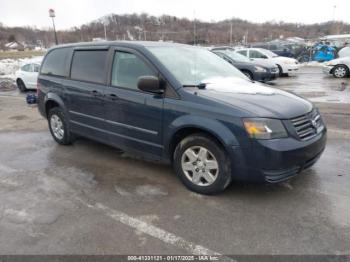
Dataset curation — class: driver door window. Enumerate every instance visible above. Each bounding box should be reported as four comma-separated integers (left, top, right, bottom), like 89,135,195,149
112,51,156,90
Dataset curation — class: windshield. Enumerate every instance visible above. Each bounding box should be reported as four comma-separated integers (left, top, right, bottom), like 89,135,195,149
220,50,251,63
147,45,247,85
260,49,279,58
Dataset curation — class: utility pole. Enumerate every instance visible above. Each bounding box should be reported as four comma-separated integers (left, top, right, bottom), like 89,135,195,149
49,9,58,45
104,23,107,40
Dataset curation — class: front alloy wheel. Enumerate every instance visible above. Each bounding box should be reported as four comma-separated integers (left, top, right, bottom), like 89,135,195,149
173,133,232,195
333,65,348,78
181,146,219,186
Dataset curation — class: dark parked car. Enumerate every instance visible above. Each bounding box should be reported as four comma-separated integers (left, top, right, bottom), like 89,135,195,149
211,49,279,82
38,41,327,195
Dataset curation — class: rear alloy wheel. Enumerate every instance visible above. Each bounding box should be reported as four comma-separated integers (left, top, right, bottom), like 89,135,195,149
16,79,27,92
173,133,232,195
48,107,73,145
333,65,349,78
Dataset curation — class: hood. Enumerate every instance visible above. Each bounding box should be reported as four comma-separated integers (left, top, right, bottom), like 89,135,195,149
273,56,297,63
251,59,277,69
327,57,350,65
193,77,313,119
232,61,255,68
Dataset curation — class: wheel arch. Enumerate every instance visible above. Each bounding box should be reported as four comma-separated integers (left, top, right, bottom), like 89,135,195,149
330,64,350,75
44,93,67,118
240,69,254,79
166,116,239,161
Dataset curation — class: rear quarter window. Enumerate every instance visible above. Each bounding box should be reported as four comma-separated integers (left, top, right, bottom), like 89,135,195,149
70,50,108,84
41,47,71,77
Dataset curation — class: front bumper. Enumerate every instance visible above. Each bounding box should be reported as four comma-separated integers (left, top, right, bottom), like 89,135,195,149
282,64,299,74
254,71,278,82
322,65,334,75
228,128,327,183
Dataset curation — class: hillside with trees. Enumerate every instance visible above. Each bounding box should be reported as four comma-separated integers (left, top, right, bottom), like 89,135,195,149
1,13,350,48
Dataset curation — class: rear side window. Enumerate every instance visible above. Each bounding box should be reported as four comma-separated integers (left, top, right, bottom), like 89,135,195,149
237,50,247,57
71,50,108,84
111,51,156,90
41,47,71,77
250,50,266,59
21,64,32,72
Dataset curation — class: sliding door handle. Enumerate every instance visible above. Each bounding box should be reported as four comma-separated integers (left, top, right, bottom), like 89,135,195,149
108,93,119,101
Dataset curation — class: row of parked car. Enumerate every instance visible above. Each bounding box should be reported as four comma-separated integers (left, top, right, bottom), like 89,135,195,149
209,46,350,80
209,46,299,82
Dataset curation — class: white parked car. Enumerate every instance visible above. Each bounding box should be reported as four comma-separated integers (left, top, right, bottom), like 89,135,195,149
15,60,41,92
323,57,350,78
235,48,299,76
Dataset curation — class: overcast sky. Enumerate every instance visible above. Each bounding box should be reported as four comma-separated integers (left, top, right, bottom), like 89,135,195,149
1,0,348,30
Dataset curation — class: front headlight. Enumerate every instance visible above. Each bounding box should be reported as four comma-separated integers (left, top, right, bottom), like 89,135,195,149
254,66,267,72
243,118,288,139
324,62,335,66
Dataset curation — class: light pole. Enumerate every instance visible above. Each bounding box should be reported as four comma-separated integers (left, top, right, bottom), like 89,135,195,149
49,9,58,45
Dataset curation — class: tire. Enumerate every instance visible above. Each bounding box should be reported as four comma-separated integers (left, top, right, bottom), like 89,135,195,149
332,65,349,78
277,64,283,77
16,79,27,92
48,107,73,145
173,133,232,195
242,70,253,80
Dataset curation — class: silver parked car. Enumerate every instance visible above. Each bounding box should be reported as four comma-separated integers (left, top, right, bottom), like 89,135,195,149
323,57,350,78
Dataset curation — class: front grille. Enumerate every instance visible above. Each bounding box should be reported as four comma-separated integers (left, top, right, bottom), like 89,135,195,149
291,110,323,141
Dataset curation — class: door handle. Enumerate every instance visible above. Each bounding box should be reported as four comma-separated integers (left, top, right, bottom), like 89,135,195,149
91,90,103,97
108,93,119,101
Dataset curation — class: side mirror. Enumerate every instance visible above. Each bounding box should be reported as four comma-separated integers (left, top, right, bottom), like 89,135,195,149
137,76,163,94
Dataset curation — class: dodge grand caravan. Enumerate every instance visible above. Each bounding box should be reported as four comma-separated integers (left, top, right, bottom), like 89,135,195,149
37,41,327,195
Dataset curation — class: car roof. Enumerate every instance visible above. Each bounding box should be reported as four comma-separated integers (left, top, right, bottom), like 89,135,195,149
47,41,191,51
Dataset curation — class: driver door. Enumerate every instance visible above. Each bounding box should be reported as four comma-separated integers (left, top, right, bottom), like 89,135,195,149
104,49,164,158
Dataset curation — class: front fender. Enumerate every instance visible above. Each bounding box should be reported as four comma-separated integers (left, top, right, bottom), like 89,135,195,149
165,115,239,156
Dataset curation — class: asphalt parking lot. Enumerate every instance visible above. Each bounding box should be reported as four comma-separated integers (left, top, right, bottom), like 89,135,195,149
0,66,349,255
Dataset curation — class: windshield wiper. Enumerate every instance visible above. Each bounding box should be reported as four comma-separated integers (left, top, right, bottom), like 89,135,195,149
182,83,207,89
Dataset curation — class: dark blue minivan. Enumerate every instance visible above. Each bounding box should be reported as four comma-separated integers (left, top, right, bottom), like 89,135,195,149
37,41,327,194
